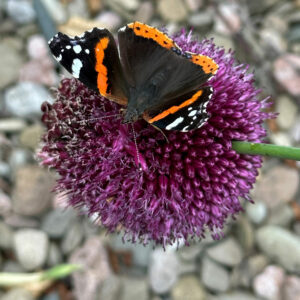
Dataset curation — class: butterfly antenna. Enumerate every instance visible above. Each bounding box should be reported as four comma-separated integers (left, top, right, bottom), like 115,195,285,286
131,123,142,171
58,113,122,126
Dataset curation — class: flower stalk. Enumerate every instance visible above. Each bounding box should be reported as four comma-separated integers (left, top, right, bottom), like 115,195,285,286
232,141,300,161
0,264,81,287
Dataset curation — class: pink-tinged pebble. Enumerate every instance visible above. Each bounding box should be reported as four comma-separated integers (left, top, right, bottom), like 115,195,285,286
253,265,285,300
273,54,300,96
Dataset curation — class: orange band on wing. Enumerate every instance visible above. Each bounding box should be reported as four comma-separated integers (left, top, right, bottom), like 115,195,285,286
190,54,218,75
148,90,203,123
95,37,109,95
128,22,176,50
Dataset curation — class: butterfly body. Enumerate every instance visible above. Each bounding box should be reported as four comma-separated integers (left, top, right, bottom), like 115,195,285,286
49,22,219,131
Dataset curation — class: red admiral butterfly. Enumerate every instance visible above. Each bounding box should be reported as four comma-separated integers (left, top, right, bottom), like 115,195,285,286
48,22,219,131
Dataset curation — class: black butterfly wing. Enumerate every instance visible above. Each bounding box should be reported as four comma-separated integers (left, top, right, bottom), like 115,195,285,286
143,87,213,131
118,22,217,108
49,28,128,105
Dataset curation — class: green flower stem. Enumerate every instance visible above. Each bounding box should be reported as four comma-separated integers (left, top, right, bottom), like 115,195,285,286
0,264,81,287
232,141,300,161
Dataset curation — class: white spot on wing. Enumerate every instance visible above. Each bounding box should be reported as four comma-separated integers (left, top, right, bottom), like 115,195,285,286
73,45,82,53
188,107,192,111
119,26,126,32
66,45,71,49
85,49,90,54
188,110,197,117
166,117,184,130
72,58,83,78
55,54,62,62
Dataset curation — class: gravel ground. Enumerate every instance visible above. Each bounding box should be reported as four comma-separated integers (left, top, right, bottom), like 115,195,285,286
0,0,300,299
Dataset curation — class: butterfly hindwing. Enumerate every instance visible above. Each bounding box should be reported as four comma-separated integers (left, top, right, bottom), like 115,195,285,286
143,87,213,131
48,28,128,105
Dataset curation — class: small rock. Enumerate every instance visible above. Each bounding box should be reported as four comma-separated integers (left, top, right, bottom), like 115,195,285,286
189,11,213,29
0,43,24,89
201,256,230,292
41,291,60,300
0,162,10,178
5,214,39,228
61,221,84,255
206,237,243,267
149,248,179,294
267,204,294,227
42,208,76,238
46,242,63,267
120,277,148,300
178,244,203,261
70,236,112,300
259,28,287,53
283,275,300,300
234,216,254,252
270,132,292,147
214,3,241,35
273,54,300,96
185,0,203,11
4,82,53,118
0,119,26,133
109,234,152,268
171,275,206,300
40,0,67,24
110,0,139,11
253,265,285,300
14,229,49,271
253,166,299,208
19,124,45,150
95,11,122,31
0,192,12,216
1,288,34,300
247,255,269,281
256,225,300,272
27,35,48,60
212,291,261,300
134,2,154,24
276,95,298,130
2,260,25,273
158,0,188,22
6,0,35,24
9,149,31,170
12,166,55,216
0,221,14,250
98,275,122,300
19,58,57,86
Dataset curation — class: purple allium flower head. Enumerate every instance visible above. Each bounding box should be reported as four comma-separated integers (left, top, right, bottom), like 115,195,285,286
39,30,275,245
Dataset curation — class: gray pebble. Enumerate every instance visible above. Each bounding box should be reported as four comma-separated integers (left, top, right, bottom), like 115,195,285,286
4,82,53,118
246,201,268,225
256,225,300,272
201,256,230,292
13,229,49,271
149,248,179,294
0,221,14,250
267,204,294,227
46,242,63,267
206,237,243,267
120,277,148,300
42,208,76,238
171,275,206,300
5,0,36,24
61,221,84,255
1,288,34,300
12,166,55,217
98,275,122,300
0,43,24,89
